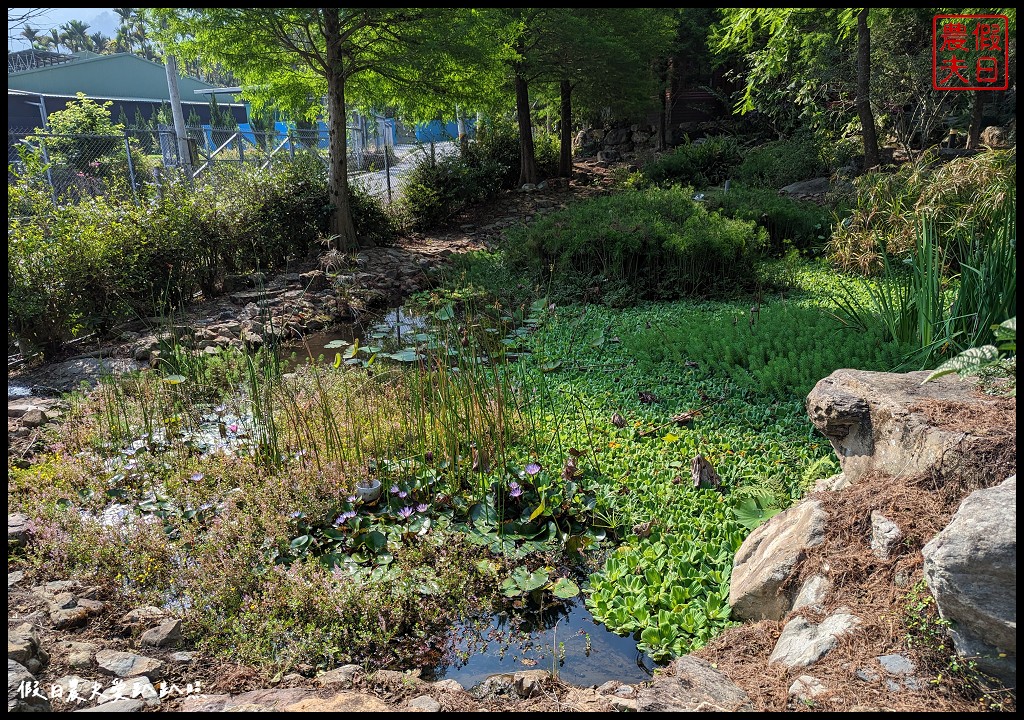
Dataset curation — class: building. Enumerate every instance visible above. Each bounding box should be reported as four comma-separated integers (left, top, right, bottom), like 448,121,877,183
8,50,247,132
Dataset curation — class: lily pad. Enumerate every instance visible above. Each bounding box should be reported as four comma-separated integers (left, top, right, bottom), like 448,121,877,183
551,577,580,599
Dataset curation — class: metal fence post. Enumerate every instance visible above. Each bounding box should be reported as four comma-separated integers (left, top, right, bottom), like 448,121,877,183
288,130,295,161
237,132,245,165
385,140,392,204
124,130,139,202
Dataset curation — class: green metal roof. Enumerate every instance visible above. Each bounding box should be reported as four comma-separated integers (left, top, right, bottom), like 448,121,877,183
7,52,221,102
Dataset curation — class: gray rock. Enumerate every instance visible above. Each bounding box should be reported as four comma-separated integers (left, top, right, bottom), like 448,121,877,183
806,370,1015,487
513,670,549,698
769,612,861,668
8,658,51,712
877,654,914,676
730,499,828,621
316,664,361,689
8,513,32,548
779,177,832,196
870,511,903,559
94,650,164,680
792,574,831,612
140,619,181,648
637,656,753,712
20,408,48,427
75,698,146,712
97,676,159,707
430,678,464,693
8,623,48,674
923,475,1016,689
8,570,25,588
407,694,441,712
120,606,166,632
788,675,826,704
610,695,638,711
168,652,196,664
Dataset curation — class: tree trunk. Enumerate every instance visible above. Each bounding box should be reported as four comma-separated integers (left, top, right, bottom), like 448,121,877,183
856,9,880,171
514,66,537,186
965,91,987,150
662,56,675,150
324,9,360,250
558,78,572,178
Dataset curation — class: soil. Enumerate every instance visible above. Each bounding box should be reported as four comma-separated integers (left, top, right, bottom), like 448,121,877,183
7,159,1014,712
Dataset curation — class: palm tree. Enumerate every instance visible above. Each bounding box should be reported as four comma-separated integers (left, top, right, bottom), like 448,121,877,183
59,20,91,53
20,25,41,49
89,31,111,53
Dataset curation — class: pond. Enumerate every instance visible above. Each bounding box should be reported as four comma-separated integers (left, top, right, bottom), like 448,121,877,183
427,598,658,689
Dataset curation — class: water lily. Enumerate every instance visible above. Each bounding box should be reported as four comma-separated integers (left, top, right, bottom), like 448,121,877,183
347,496,356,503
416,503,429,513
398,506,414,519
334,510,356,525
228,423,238,433
398,490,408,499
390,485,400,495
525,462,541,476
190,472,204,482
289,511,303,519
509,481,523,498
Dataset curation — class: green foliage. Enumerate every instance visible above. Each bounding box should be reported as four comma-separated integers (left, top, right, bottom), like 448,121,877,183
701,185,833,255
514,186,766,306
733,133,827,189
26,92,150,202
397,152,501,231
924,318,1015,392
642,136,744,188
831,203,1016,367
827,149,1016,274
7,157,394,352
624,297,915,401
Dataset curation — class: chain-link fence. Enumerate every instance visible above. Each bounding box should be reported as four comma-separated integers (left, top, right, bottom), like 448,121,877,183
8,125,459,208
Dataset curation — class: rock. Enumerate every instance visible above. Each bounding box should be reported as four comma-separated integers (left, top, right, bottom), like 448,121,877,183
788,675,827,704
120,606,167,632
869,511,902,560
637,656,753,712
182,688,392,712
806,370,1016,487
20,408,48,427
51,606,91,630
470,673,517,700
597,149,621,163
980,125,1009,148
610,696,638,711
316,664,361,689
729,499,828,621
8,658,51,712
430,679,464,693
407,694,441,712
513,670,549,698
779,177,832,196
923,475,1016,689
97,676,159,707
168,652,196,664
75,698,146,712
8,513,32,548
94,650,164,680
876,654,914,676
8,570,25,588
57,641,98,670
769,612,862,668
792,574,831,612
140,619,181,648
8,623,48,674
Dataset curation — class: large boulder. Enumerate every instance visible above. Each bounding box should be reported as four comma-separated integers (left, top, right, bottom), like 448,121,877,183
806,369,1015,487
923,475,1016,690
637,656,753,712
729,500,828,622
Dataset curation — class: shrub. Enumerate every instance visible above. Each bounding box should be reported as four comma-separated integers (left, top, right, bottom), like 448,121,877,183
642,135,744,188
701,186,833,255
514,186,766,306
827,148,1016,274
733,133,827,189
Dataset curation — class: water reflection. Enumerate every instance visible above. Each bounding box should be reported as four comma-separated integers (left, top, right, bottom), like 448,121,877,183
427,598,657,689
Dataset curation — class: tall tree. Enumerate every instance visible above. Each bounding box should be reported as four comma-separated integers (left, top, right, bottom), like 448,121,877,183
59,19,91,53
152,8,480,250
534,9,675,176
714,8,879,169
